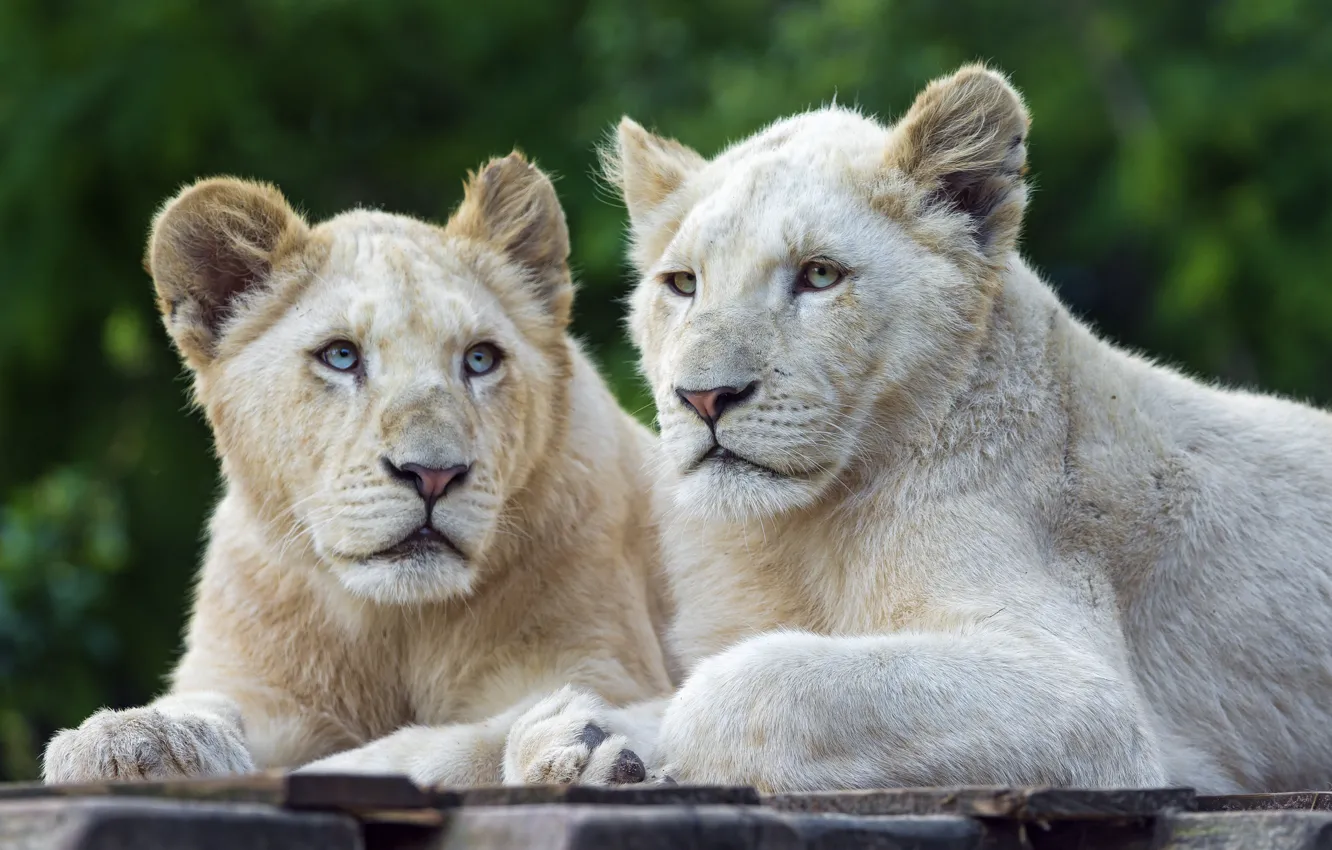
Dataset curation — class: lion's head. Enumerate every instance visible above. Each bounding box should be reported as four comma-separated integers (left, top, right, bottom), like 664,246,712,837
605,65,1030,521
150,154,574,604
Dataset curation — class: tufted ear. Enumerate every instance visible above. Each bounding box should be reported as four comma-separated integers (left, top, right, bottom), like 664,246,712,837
601,117,706,227
889,63,1030,258
148,178,308,369
446,152,572,324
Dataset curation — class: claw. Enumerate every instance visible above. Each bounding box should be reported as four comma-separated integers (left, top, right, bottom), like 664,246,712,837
610,748,646,784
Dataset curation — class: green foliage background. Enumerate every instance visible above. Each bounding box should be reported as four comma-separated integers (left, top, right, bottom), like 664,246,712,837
2,0,1330,779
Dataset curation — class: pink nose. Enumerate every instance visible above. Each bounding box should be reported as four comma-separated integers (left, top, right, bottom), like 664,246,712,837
397,463,469,505
676,382,759,426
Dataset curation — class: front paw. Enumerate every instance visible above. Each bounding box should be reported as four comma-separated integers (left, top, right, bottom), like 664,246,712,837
42,707,254,784
654,662,753,787
655,633,823,790
503,687,647,786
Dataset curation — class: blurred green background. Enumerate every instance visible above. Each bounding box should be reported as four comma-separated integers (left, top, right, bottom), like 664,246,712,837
2,0,1331,780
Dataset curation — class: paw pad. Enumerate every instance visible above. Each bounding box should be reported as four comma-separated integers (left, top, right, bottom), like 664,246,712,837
578,723,609,749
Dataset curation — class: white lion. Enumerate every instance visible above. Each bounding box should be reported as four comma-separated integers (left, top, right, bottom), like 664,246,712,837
42,154,674,787
519,63,1332,795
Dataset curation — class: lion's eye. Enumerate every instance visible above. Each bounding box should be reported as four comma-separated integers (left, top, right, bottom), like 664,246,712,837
798,261,845,292
664,271,697,297
464,343,502,376
318,340,361,372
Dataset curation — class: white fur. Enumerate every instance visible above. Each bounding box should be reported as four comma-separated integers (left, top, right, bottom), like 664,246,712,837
42,160,673,787
590,66,1332,794
42,692,254,783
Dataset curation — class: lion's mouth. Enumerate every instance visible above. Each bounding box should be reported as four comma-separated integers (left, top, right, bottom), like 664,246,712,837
372,526,466,562
695,444,784,478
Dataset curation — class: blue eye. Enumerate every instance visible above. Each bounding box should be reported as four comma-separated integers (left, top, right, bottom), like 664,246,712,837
318,340,361,372
464,343,501,376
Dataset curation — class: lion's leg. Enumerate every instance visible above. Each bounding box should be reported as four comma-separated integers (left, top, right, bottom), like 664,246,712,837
296,708,519,786
653,630,1166,792
299,689,670,787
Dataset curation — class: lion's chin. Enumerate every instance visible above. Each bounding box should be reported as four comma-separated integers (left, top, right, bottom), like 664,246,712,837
671,456,825,523
330,550,475,605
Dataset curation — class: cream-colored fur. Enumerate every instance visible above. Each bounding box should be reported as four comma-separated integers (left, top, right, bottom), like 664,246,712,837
554,64,1332,795
42,154,674,787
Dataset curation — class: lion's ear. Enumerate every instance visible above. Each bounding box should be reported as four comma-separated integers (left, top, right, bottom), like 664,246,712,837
148,178,308,369
445,152,572,325
601,117,706,228
889,63,1030,258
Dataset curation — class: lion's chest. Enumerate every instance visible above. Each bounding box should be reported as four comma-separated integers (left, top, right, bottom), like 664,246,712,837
395,626,518,726
666,521,938,673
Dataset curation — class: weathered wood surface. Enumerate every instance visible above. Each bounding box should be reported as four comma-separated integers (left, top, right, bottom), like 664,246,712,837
1195,791,1332,812
1157,811,1332,849
9,772,756,809
0,771,293,806
6,776,1332,849
434,805,984,850
448,783,760,808
0,772,435,826
379,807,1332,850
764,786,1196,820
6,801,1332,850
0,775,1201,819
0,797,361,850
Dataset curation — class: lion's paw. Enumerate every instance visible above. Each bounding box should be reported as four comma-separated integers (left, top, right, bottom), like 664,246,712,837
502,687,647,786
42,707,254,785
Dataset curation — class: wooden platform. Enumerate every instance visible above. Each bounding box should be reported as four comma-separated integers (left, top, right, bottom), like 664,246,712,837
2,773,1330,849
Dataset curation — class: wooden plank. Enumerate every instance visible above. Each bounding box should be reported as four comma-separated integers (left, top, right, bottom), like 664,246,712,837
0,772,289,806
0,797,362,850
444,784,761,808
1195,792,1332,812
1160,811,1332,850
0,771,430,816
284,772,432,812
763,786,1196,820
433,804,983,850
0,774,757,823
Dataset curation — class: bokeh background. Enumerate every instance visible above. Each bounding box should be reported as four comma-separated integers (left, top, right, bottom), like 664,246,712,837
2,0,1331,780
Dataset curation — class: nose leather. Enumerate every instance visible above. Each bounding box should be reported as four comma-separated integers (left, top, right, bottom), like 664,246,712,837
385,460,470,511
676,381,759,426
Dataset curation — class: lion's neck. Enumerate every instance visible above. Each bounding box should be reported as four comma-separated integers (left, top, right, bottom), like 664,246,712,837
935,260,1064,448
